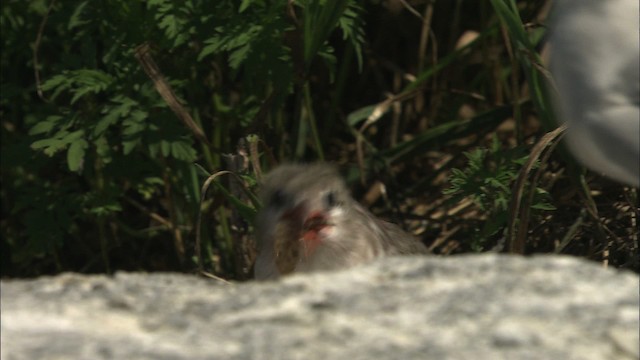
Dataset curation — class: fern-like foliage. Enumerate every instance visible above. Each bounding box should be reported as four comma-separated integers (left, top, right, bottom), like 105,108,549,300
444,137,555,251
2,0,368,276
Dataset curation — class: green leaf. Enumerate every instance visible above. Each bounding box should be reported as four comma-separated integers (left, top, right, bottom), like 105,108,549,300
61,129,85,143
239,0,253,13
197,43,219,61
28,116,63,135
68,1,89,30
161,140,171,157
531,202,556,211
67,139,88,172
41,74,69,92
123,139,140,155
213,182,257,224
346,104,377,126
31,138,64,153
170,140,196,161
94,136,112,164
302,0,349,70
228,43,252,70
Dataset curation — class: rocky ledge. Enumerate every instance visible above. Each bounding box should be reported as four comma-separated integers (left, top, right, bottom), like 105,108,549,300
1,254,638,360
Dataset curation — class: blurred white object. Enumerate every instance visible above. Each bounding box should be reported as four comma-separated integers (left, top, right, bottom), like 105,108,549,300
549,0,639,187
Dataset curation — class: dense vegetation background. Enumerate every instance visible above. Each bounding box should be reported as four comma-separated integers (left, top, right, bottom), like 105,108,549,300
1,0,637,279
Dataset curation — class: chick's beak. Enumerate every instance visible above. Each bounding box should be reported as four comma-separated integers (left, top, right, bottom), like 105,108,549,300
300,210,330,258
280,203,332,259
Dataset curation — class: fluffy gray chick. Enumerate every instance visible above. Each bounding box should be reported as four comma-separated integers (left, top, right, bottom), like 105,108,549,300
254,163,427,280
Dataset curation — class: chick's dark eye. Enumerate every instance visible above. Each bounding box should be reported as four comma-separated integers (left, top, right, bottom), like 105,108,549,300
325,191,339,207
270,189,287,208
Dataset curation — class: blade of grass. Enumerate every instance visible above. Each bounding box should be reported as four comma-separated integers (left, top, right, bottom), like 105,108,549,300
507,124,566,254
380,104,514,163
195,170,258,274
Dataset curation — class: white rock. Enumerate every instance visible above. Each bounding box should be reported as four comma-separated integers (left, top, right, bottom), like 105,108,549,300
1,255,638,360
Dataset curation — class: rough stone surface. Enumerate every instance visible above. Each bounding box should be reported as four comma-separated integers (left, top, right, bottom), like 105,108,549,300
1,254,638,360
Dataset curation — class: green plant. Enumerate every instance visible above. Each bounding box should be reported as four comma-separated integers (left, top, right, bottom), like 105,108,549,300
444,137,555,251
1,0,366,278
